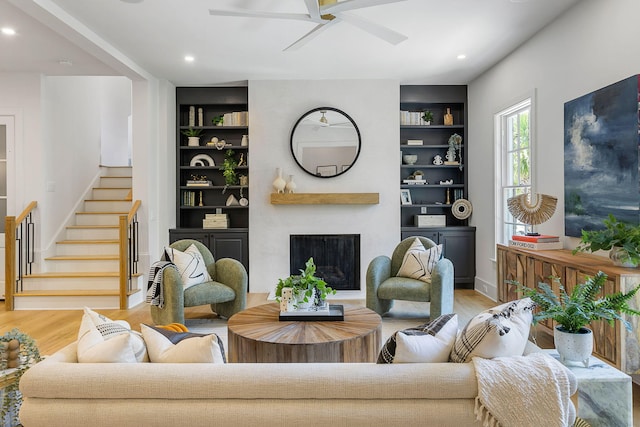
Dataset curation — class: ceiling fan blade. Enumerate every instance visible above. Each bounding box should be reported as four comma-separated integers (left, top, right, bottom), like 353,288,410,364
283,19,339,51
321,0,407,15
338,12,407,45
208,9,313,22
304,0,321,21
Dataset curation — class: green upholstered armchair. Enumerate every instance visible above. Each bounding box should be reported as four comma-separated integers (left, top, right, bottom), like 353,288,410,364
150,239,247,325
366,236,454,319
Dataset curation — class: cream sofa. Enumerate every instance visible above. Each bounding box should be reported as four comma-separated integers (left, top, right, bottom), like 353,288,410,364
18,341,577,427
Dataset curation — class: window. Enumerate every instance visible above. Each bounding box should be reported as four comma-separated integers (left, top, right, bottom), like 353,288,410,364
495,98,533,244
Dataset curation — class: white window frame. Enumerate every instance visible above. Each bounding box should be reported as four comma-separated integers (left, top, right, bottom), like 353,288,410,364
494,94,536,247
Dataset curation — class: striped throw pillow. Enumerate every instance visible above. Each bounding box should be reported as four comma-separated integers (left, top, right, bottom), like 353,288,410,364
396,238,443,283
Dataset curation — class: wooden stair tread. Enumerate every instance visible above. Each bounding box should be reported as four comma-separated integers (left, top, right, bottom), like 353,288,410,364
93,187,132,190
45,255,119,260
57,240,119,244
14,289,142,297
26,272,142,278
85,199,131,202
76,211,128,214
66,225,118,229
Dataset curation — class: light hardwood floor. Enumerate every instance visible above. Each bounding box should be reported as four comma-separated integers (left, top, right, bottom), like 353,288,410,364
1,290,638,421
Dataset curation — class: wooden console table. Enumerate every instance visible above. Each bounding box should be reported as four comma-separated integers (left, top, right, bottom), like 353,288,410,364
227,303,382,363
496,244,640,377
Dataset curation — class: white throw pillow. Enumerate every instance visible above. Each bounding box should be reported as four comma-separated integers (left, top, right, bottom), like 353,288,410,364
77,307,147,363
164,243,212,289
140,324,225,363
377,313,458,363
396,238,443,283
449,298,535,363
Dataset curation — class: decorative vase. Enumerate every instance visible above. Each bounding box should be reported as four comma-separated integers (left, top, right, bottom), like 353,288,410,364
609,247,638,267
554,326,593,368
187,137,200,147
285,175,297,193
272,168,286,193
241,134,248,146
444,108,454,126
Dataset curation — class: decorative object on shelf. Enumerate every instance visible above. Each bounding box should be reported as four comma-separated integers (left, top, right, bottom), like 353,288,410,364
407,139,423,145
572,213,640,267
220,149,238,194
198,107,203,126
439,179,453,185
226,194,239,206
1,329,41,426
507,193,557,235
181,127,203,147
241,134,248,146
446,188,451,205
207,137,219,146
402,154,417,165
212,115,224,126
238,175,248,186
238,186,248,206
198,191,204,207
444,107,454,126
274,257,336,311
273,167,286,193
421,110,433,125
189,154,215,167
445,133,462,165
400,189,412,205
215,139,226,150
451,198,472,220
188,106,195,127
237,153,246,167
186,174,211,187
285,174,297,194
512,271,640,367
433,155,444,165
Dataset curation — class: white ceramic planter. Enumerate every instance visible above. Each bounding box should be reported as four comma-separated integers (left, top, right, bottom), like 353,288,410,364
554,326,593,367
609,247,638,267
187,136,200,147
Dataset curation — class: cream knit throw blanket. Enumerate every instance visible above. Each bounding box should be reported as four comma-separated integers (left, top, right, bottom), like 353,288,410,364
472,353,574,427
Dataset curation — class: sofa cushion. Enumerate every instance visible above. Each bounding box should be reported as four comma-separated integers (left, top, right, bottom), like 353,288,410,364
450,298,535,363
165,243,212,289
77,307,147,363
396,238,442,283
377,313,458,363
140,324,226,363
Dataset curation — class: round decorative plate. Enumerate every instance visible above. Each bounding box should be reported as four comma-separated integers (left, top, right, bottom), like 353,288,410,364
190,154,215,167
451,198,472,220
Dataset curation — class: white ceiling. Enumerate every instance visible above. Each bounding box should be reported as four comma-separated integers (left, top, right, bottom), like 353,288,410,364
2,0,580,86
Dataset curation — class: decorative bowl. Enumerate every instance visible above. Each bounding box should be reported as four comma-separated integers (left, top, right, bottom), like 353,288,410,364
403,154,418,165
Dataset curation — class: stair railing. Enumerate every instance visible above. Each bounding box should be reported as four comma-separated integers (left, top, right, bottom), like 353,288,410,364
119,200,141,309
4,201,37,311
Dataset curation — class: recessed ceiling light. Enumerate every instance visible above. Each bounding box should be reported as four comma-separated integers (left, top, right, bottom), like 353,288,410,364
58,59,73,66
1,27,16,36
120,0,144,3
457,54,467,60
184,55,195,63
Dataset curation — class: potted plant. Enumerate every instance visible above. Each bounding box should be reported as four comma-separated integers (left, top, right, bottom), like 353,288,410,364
572,213,640,267
275,257,336,309
1,329,41,426
220,149,238,193
512,271,640,367
421,110,433,125
212,115,224,126
181,127,203,147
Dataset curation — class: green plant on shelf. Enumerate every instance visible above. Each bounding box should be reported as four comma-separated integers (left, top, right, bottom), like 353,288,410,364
221,149,238,193
422,109,433,124
181,127,203,137
212,115,224,126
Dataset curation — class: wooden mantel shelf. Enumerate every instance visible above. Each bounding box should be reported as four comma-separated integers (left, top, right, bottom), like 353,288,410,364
270,193,379,205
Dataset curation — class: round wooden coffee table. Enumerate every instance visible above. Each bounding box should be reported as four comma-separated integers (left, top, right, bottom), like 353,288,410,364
227,303,382,363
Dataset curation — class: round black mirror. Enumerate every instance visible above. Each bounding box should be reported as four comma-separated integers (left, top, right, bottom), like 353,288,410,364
290,107,361,178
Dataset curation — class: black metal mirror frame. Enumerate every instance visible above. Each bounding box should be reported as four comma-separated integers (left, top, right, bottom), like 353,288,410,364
290,107,361,178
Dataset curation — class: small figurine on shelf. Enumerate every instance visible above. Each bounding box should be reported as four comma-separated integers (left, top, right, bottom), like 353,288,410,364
433,155,444,165
444,107,454,126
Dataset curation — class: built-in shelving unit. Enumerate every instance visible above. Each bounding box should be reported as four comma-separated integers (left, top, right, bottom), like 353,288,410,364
400,85,475,288
170,87,249,276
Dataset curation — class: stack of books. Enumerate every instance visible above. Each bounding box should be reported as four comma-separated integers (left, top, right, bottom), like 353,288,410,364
509,234,562,250
203,213,229,229
403,179,427,185
186,180,212,187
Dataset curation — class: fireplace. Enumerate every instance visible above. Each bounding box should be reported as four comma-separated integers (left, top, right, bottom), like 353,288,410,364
290,234,360,291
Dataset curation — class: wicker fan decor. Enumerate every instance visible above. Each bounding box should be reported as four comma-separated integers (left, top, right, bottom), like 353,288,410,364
507,193,557,226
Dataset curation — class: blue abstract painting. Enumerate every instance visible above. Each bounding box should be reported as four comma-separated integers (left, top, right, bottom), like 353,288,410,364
564,75,640,237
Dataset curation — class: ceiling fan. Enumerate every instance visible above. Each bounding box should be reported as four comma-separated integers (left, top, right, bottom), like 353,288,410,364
209,0,409,51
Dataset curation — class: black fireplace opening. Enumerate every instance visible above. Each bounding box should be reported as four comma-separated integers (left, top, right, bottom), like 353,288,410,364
290,234,360,291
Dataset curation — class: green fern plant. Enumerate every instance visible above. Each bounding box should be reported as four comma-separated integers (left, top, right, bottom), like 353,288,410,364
511,271,640,333
221,149,238,187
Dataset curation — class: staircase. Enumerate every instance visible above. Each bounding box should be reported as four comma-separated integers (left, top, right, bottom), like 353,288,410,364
12,167,143,310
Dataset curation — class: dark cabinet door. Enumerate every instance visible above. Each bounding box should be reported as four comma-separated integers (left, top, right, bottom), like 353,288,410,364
168,231,210,247
439,230,475,287
210,232,248,272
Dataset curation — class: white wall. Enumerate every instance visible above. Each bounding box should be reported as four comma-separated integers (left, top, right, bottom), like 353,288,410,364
468,0,640,300
99,77,132,166
248,80,400,295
